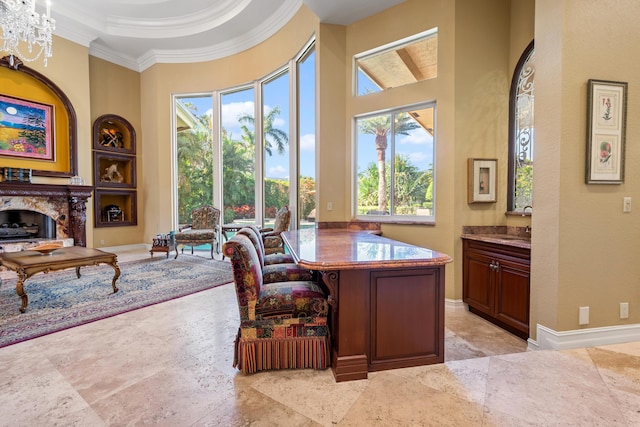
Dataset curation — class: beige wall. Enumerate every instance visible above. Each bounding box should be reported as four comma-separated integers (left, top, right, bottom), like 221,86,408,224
89,57,144,246
22,0,639,336
532,0,640,335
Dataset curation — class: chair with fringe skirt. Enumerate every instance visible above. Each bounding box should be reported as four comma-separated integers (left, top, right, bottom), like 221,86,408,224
223,233,330,374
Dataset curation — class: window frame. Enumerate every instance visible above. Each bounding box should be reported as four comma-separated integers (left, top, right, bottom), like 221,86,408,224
507,40,535,213
171,38,316,232
353,101,436,224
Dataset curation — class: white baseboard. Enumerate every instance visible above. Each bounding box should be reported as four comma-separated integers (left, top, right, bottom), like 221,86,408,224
528,323,640,351
96,243,150,252
445,299,466,310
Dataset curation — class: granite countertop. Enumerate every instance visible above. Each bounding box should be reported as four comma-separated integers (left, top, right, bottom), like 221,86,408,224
282,228,452,270
461,225,531,249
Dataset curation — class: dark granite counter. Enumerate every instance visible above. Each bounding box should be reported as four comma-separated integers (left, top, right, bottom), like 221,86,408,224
461,225,531,249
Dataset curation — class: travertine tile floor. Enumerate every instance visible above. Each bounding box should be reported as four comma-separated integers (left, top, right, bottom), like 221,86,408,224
0,246,639,426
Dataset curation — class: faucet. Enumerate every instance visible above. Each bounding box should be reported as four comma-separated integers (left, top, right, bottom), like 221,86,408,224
522,205,532,234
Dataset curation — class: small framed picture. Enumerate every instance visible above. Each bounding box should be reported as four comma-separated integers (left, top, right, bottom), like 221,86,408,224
468,158,497,203
586,79,627,184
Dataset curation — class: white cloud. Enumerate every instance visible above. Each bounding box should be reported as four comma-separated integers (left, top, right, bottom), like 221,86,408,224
221,101,254,129
408,152,429,164
300,133,315,151
399,129,432,145
268,165,289,178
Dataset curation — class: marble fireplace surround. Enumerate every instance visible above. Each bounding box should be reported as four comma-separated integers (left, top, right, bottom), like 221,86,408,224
0,183,93,251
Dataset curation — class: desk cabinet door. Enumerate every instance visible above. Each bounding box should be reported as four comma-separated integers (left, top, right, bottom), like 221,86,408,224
369,268,444,370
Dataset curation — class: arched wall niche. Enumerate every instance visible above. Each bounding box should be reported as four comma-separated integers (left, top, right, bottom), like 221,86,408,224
0,55,78,177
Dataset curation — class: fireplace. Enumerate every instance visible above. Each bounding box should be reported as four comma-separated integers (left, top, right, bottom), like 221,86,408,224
0,182,93,252
0,210,56,241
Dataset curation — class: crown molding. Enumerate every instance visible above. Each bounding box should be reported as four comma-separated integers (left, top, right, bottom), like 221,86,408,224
89,44,143,72
136,0,300,71
105,0,252,39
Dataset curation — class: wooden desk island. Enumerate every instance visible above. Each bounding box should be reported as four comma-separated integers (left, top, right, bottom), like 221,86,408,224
282,229,452,382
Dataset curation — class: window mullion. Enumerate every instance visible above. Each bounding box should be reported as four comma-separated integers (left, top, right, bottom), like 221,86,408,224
255,80,264,227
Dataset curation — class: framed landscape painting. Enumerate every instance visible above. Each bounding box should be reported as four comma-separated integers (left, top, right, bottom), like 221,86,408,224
0,94,54,161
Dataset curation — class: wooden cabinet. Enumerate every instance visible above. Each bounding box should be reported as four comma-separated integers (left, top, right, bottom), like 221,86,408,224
462,238,530,339
92,115,137,227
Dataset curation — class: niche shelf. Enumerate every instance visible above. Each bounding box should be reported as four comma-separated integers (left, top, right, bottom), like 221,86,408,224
92,114,137,227
94,189,138,227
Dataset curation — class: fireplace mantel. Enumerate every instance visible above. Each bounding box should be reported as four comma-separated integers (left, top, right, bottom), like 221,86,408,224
0,183,93,246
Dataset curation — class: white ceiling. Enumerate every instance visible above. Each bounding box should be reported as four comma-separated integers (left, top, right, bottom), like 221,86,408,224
42,0,405,72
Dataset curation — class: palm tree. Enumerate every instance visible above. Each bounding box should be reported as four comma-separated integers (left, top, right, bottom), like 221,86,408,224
238,106,288,156
222,129,254,210
176,128,213,223
359,113,420,211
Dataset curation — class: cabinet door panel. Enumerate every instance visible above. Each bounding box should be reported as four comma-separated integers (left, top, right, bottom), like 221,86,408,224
463,252,494,315
495,261,529,333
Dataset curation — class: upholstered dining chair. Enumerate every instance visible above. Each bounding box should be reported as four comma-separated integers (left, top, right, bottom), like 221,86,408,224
239,225,294,265
173,206,221,259
236,226,313,284
261,205,290,255
223,233,330,374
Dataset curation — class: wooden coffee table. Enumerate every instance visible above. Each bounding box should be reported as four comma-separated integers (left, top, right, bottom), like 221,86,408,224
0,246,121,313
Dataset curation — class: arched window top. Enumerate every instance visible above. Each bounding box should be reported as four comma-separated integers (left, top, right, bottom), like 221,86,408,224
508,41,534,213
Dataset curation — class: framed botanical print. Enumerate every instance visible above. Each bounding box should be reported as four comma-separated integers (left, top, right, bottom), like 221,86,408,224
586,79,627,184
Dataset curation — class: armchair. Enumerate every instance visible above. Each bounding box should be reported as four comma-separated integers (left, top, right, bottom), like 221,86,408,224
261,205,290,255
173,206,221,259
223,233,330,374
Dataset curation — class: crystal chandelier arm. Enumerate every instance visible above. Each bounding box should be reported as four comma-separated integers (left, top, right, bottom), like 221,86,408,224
0,0,56,66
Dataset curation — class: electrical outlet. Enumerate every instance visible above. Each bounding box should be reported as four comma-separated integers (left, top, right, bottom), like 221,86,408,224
620,302,629,319
579,306,589,325
624,197,632,213
100,240,105,245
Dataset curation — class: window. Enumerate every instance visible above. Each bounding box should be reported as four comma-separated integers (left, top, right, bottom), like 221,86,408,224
172,40,316,232
355,28,438,96
220,87,256,225
355,103,435,221
173,94,214,226
297,46,316,228
508,41,534,212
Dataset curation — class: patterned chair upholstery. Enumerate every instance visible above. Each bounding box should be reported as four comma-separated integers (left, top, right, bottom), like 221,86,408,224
173,206,221,259
261,206,290,255
238,225,294,265
236,226,313,284
223,233,330,374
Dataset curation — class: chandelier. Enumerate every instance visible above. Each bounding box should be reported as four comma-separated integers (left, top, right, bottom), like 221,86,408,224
0,0,55,67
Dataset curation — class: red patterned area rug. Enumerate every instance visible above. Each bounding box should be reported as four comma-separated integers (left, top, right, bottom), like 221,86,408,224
0,256,233,348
